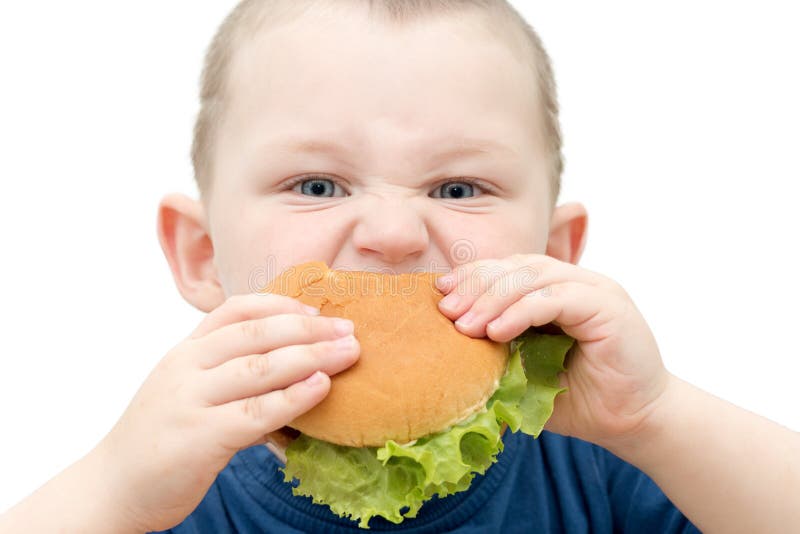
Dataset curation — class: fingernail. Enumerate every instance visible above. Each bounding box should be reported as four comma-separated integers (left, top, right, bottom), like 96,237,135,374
334,334,357,354
333,318,354,337
303,305,320,315
436,274,454,291
456,311,476,329
487,316,503,331
439,293,460,312
305,371,327,386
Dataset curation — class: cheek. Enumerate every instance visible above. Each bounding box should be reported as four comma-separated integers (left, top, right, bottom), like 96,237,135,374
489,202,549,256
221,211,350,294
209,210,285,295
212,231,270,296
437,212,543,264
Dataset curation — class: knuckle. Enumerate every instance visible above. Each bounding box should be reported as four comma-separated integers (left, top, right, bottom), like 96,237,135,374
312,341,332,364
605,278,629,298
510,253,531,266
239,318,265,340
242,395,265,421
162,340,189,367
515,266,541,293
619,284,632,301
281,384,306,410
471,264,503,291
539,283,557,298
247,354,271,379
300,314,318,336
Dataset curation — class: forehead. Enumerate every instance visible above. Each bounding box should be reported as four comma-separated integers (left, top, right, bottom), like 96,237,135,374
219,3,545,175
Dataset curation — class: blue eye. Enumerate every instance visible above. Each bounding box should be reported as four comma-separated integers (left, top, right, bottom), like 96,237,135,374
292,177,346,197
432,181,482,199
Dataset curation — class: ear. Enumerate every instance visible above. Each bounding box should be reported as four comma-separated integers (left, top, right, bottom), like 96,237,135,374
545,202,588,265
156,193,226,312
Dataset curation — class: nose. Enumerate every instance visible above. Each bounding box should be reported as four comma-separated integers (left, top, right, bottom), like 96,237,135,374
351,197,429,265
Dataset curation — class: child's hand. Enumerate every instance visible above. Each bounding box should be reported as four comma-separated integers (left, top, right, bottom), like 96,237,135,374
435,254,668,450
95,294,360,532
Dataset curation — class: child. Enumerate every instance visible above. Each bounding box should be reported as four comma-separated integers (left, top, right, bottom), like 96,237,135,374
2,0,798,532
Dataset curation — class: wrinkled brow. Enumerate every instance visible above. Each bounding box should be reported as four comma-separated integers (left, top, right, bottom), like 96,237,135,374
270,137,518,165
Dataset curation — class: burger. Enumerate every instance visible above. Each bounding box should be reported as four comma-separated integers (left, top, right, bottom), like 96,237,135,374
262,261,574,528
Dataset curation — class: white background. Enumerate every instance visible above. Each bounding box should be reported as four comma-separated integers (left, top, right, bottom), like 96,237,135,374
1,1,798,513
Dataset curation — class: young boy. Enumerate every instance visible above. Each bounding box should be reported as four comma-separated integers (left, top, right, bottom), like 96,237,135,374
2,0,798,532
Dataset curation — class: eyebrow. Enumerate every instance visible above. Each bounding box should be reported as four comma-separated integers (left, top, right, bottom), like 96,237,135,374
268,137,516,164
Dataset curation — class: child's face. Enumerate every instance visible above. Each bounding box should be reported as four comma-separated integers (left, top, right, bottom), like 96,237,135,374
206,6,555,295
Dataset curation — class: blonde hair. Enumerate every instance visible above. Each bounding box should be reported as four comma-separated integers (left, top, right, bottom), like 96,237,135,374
192,0,564,205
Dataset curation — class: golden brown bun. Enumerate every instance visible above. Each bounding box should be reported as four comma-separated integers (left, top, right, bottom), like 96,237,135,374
263,261,510,447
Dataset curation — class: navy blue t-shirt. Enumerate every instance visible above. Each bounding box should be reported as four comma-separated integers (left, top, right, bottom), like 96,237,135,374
152,430,699,533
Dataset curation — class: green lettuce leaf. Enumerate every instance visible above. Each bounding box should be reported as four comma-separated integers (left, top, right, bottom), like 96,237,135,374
281,328,575,528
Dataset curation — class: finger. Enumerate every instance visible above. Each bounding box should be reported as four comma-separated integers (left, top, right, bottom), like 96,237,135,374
265,441,288,465
208,371,332,450
435,256,519,292
542,375,574,437
193,314,355,369
199,335,361,406
242,428,297,465
189,293,319,339
484,281,620,343
452,261,605,337
244,427,298,462
436,257,520,318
